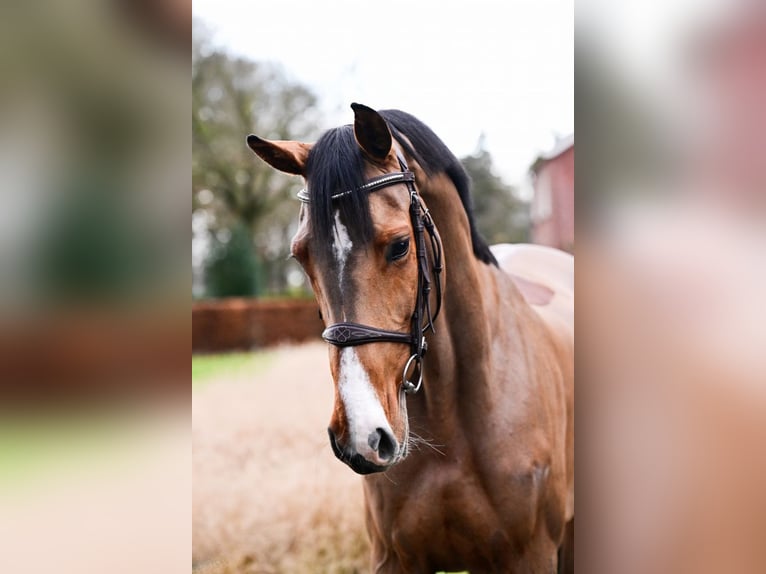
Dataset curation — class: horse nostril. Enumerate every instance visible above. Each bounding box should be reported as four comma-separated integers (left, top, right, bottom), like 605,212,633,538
368,428,397,462
367,429,381,452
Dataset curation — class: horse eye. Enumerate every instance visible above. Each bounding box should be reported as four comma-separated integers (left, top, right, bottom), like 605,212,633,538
387,238,410,262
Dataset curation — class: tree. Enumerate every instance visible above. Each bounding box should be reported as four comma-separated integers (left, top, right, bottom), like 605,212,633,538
204,223,261,298
461,140,530,245
192,20,320,297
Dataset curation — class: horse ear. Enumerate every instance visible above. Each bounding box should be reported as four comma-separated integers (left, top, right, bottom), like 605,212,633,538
351,103,392,161
246,135,311,176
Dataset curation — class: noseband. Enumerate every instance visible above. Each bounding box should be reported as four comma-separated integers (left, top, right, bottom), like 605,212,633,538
297,155,443,394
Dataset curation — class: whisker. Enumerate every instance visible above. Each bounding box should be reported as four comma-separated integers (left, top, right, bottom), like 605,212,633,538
408,429,446,457
381,469,398,485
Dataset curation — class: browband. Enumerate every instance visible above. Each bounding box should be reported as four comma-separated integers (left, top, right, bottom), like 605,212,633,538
297,171,416,203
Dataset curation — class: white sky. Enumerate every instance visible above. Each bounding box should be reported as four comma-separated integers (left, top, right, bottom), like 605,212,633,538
193,0,573,187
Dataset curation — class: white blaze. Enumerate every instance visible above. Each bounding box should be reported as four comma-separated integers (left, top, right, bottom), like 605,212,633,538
333,210,353,283
338,348,393,461
332,211,394,462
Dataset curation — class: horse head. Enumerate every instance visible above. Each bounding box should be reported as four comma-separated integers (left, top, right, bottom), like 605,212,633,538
247,103,441,474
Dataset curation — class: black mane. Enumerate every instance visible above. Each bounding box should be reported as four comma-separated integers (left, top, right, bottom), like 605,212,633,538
305,126,373,252
304,110,498,266
381,110,497,266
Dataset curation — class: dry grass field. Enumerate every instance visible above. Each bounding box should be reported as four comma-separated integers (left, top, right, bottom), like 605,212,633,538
192,343,370,573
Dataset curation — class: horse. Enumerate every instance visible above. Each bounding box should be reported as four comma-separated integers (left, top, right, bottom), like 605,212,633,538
247,103,574,573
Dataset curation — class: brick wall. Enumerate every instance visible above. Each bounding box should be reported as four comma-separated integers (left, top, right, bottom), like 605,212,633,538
192,298,324,353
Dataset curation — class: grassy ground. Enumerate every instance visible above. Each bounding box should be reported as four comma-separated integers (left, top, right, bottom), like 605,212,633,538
0,409,145,491
192,350,275,390
1,350,271,486
0,350,270,499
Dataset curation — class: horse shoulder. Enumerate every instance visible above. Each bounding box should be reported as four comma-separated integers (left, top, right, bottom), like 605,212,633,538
490,243,575,524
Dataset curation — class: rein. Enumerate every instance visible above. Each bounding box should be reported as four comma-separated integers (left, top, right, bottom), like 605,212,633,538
297,155,443,394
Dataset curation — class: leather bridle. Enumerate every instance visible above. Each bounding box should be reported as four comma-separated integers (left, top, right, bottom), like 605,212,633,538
297,154,443,394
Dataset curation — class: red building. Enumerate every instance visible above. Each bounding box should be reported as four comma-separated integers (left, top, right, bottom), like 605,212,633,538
530,135,574,252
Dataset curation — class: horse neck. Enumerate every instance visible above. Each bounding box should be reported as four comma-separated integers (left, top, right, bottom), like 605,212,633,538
414,173,526,434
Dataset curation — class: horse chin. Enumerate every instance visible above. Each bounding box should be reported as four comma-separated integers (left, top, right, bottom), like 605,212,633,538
346,453,390,475
347,435,410,475
327,427,403,475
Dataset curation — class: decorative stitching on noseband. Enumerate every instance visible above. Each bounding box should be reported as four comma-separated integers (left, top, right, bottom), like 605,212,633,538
322,323,413,346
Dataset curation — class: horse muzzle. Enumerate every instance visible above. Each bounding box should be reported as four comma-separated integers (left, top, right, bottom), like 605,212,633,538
327,427,398,475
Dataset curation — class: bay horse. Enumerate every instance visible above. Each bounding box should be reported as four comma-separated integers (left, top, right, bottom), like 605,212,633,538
247,104,574,573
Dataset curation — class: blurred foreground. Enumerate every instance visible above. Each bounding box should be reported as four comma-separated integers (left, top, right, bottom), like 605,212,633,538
0,0,189,572
578,2,766,572
0,403,189,573
0,0,188,398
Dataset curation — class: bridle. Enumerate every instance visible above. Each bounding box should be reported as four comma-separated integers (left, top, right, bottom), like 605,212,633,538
297,154,443,394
